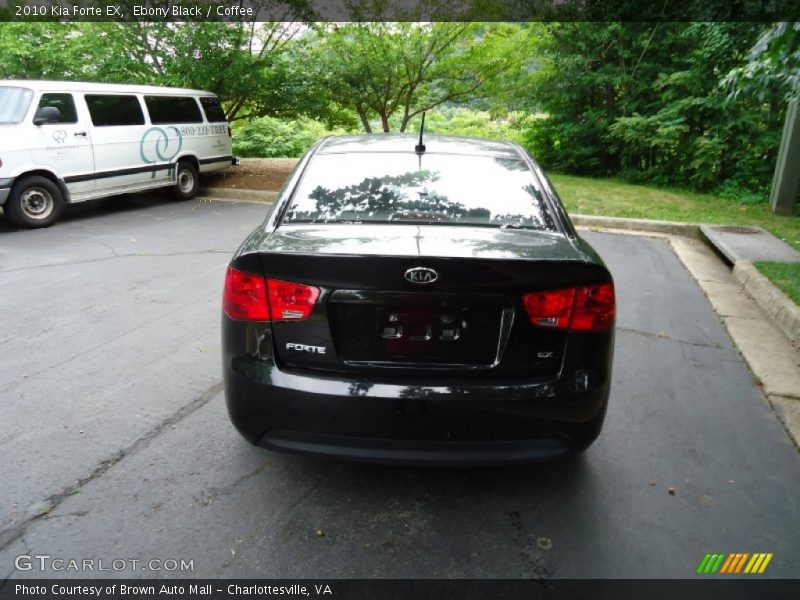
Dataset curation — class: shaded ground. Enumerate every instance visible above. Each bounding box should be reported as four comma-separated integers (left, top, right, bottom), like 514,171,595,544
204,158,298,192
0,196,798,579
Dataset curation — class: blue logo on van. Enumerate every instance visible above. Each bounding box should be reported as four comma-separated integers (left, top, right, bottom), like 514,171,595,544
140,127,183,178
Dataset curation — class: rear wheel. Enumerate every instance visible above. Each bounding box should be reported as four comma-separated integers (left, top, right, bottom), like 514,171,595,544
173,160,200,200
5,176,65,229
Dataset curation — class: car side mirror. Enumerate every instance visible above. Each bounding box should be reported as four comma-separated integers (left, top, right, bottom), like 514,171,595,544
33,106,61,125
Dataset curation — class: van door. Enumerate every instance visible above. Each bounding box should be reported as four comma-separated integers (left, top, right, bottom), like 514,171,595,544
83,94,160,192
30,92,96,195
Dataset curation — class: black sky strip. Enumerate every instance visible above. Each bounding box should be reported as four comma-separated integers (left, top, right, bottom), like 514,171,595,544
1,0,798,22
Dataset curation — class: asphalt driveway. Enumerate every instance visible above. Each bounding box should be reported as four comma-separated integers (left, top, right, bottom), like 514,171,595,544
0,196,798,579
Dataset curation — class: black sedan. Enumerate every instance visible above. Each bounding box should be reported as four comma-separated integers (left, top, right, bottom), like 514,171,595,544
222,134,615,464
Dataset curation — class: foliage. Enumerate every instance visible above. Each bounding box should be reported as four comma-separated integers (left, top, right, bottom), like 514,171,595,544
232,117,350,158
724,22,800,102
518,23,786,196
391,107,527,143
303,22,532,132
0,20,340,124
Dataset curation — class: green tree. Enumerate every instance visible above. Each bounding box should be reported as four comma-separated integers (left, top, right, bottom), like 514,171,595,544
520,22,783,196
724,22,800,101
304,22,530,132
0,18,338,124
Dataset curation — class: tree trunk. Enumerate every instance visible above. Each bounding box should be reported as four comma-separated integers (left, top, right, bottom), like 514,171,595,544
380,112,390,133
356,107,372,133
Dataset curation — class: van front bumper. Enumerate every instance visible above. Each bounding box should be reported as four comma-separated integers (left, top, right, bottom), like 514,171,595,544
0,178,13,206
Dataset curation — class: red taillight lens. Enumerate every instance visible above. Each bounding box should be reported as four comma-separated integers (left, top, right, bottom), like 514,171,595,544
571,282,615,332
223,266,269,321
523,288,575,329
523,282,615,332
267,278,319,321
223,269,320,322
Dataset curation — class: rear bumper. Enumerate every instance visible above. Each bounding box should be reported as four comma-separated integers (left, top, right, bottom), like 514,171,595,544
224,357,610,465
259,430,572,465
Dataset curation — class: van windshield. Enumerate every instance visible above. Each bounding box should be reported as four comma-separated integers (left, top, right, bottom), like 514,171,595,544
0,87,33,124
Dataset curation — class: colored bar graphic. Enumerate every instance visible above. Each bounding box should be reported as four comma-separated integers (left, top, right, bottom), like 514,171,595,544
697,554,712,574
699,552,773,575
734,553,749,573
711,554,725,573
758,553,773,573
719,553,735,574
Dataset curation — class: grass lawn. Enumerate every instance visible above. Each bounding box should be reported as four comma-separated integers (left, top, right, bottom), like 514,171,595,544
753,261,800,306
550,173,800,253
549,173,800,307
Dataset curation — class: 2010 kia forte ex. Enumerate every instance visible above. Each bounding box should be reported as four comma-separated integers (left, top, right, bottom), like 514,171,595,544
222,134,615,465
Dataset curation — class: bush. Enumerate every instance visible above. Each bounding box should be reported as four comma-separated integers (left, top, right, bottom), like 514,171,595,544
232,117,347,158
390,107,527,144
716,180,770,205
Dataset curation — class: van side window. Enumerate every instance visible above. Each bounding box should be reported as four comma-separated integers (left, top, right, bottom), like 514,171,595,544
144,96,203,125
37,93,78,124
85,95,145,127
199,97,227,123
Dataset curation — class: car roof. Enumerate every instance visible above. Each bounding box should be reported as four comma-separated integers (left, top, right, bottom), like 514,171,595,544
317,134,524,159
0,80,216,97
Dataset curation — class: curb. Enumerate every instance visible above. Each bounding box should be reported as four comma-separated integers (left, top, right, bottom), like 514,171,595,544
733,260,800,347
199,187,277,203
571,214,701,238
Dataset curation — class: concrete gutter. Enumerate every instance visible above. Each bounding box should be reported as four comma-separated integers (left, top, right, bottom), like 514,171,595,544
198,187,277,203
665,236,800,450
733,260,800,346
571,214,702,238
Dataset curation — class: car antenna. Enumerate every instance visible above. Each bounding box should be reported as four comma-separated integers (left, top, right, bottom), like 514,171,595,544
415,112,426,154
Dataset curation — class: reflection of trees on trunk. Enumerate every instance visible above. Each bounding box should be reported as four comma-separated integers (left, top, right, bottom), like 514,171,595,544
348,382,374,396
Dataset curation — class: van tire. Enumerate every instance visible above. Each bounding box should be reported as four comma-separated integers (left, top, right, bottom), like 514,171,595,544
5,176,65,229
173,161,200,200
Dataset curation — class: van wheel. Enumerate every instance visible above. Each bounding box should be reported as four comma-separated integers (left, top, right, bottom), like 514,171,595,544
173,161,200,200
5,176,65,229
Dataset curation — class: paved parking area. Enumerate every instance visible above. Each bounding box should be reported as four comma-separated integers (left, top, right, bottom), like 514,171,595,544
1,196,798,579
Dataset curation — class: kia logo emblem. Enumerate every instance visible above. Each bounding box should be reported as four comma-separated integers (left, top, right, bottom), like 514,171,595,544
404,267,438,284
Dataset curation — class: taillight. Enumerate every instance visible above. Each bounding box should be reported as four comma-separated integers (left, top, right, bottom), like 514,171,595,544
223,268,320,322
223,266,269,321
267,278,319,321
523,282,614,332
571,282,615,332
523,288,575,329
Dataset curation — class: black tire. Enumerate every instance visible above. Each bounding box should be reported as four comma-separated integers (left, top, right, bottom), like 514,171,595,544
173,160,200,200
5,176,65,229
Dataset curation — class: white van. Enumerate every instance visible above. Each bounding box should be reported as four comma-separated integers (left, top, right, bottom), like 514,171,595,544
0,80,236,228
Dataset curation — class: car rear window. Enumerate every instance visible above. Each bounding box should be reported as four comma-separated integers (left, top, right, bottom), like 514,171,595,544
85,95,145,127
144,95,203,125
199,97,227,122
283,153,557,231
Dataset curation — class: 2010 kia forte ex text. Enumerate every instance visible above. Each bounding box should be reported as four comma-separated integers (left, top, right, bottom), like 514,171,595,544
222,134,615,465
